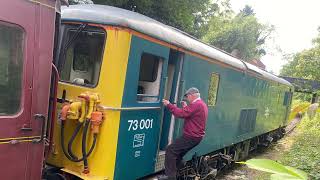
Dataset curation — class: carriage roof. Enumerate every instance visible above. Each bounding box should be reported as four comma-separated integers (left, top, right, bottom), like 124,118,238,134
61,5,292,87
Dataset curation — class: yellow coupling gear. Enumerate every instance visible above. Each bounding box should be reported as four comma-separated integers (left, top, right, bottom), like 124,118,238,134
78,97,87,123
77,92,101,118
91,111,103,134
59,91,103,175
86,93,100,120
67,102,82,120
60,103,71,121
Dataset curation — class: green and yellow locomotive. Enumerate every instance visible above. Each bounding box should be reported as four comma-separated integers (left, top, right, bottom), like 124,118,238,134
46,5,293,180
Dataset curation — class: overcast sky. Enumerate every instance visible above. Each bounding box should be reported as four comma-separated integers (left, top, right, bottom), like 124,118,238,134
230,0,320,75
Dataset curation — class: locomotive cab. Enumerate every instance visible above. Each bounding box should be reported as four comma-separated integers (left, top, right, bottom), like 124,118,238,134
47,16,188,179
48,16,185,179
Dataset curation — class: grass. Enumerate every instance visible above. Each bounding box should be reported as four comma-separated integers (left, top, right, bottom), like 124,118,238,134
279,113,320,180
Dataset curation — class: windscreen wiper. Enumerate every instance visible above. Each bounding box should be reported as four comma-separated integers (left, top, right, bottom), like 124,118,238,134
58,23,87,71
62,23,87,53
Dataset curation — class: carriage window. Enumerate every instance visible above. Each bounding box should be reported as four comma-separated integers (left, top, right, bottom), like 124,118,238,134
137,53,163,102
0,22,24,115
208,73,220,106
60,26,105,87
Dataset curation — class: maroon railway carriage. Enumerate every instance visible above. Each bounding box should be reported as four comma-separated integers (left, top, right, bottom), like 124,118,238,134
0,0,66,179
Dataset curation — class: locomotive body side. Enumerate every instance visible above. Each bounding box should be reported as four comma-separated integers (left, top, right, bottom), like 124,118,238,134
114,34,292,180
47,5,293,180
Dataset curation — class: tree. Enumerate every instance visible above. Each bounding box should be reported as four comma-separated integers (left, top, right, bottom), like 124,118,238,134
193,0,233,38
69,0,93,4
91,0,223,37
240,5,255,16
202,6,273,61
71,1,272,60
312,27,320,48
280,48,320,81
280,28,320,81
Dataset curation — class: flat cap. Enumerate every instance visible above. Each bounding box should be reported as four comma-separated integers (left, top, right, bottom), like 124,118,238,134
184,87,199,96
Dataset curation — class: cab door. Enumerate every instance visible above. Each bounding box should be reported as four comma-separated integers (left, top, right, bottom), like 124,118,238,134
0,1,57,179
114,35,170,180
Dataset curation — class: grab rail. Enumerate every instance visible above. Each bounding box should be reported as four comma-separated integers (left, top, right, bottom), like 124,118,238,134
97,105,161,111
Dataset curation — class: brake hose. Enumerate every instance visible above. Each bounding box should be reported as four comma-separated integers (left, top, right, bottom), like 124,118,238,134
60,121,77,161
60,120,98,163
82,119,90,172
68,122,83,160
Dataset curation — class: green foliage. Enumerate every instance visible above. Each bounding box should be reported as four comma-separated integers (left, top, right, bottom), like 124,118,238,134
69,0,93,4
312,27,320,48
76,1,271,61
193,0,233,38
202,6,273,61
238,159,308,180
279,106,320,179
240,5,255,16
280,48,320,81
92,0,213,36
240,101,320,179
281,28,320,81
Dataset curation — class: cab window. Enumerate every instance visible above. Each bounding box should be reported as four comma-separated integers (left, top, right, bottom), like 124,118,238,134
0,21,24,115
60,26,105,87
137,53,163,102
283,91,292,106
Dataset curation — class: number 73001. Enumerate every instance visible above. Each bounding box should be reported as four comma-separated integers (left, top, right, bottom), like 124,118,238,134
128,119,154,131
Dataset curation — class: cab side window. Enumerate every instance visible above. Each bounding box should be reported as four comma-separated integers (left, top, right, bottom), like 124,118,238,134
60,26,105,87
208,73,220,106
283,91,292,106
137,53,163,102
0,21,24,115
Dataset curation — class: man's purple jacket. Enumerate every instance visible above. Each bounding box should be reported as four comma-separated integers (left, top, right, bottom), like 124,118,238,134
167,99,208,139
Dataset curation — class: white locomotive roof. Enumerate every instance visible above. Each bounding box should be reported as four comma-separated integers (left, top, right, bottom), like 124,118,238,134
61,5,292,87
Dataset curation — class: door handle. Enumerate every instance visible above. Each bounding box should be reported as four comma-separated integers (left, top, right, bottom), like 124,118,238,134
21,127,32,131
33,114,46,143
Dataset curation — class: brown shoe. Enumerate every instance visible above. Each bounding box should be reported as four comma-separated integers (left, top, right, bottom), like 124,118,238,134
157,175,176,180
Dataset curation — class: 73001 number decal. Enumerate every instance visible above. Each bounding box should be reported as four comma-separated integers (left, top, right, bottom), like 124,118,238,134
128,119,154,131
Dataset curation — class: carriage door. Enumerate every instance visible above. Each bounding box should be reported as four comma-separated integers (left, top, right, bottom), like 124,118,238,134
0,1,57,180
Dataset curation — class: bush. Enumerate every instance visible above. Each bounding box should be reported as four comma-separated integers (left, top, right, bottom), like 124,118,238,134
280,113,320,179
239,159,308,180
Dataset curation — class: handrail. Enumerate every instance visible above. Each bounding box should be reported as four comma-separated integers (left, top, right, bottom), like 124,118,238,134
97,105,161,111
137,94,159,97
